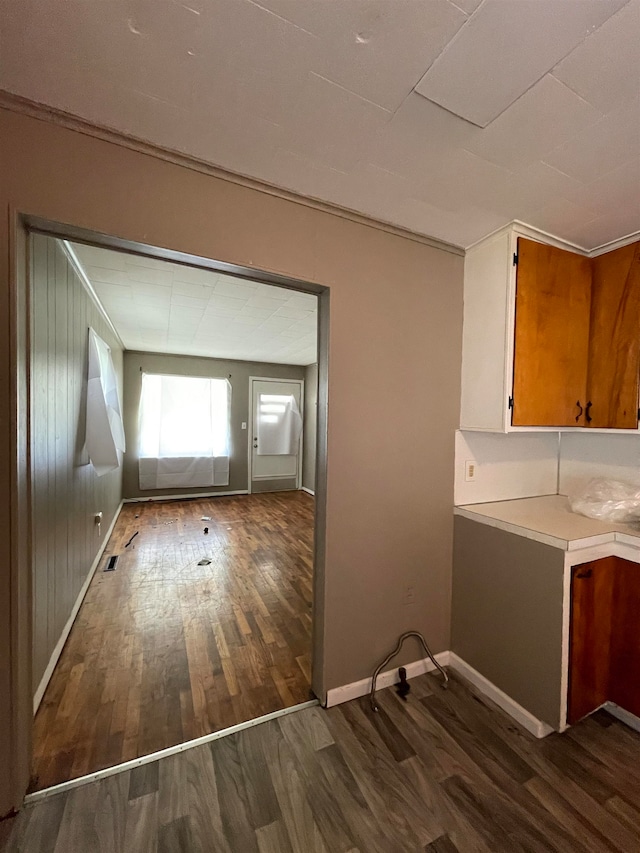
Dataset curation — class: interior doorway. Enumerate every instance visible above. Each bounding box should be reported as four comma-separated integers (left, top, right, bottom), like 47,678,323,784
22,217,328,796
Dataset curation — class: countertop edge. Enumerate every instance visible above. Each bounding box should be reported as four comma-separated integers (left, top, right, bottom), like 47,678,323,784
453,503,633,552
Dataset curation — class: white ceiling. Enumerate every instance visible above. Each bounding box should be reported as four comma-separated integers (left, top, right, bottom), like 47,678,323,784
69,242,318,365
2,1,639,249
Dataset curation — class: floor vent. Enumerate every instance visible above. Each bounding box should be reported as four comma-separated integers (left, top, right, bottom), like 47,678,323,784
104,555,118,572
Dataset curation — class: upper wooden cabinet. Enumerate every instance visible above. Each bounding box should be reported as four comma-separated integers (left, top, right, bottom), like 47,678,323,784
512,239,591,427
460,224,640,432
587,242,640,429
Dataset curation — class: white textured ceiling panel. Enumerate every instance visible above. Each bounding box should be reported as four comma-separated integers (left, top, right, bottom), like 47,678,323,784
462,75,603,170
569,205,640,249
414,0,626,127
552,1,640,113
1,0,639,250
542,95,640,184
568,157,640,220
70,243,318,365
251,0,468,110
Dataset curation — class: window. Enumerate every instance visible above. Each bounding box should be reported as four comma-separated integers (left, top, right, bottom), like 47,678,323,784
256,394,302,455
138,373,230,490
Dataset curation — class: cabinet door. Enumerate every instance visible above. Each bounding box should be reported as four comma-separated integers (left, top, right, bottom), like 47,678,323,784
610,558,640,717
512,238,592,427
586,241,640,429
568,557,616,724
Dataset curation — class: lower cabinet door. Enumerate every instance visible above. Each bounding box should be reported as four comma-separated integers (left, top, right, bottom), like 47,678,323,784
568,557,616,724
610,559,640,717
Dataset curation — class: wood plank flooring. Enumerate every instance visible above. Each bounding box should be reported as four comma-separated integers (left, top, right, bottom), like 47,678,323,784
8,671,640,852
32,492,314,791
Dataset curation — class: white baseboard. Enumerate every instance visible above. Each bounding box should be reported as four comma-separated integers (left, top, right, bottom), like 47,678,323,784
604,702,640,734
325,651,451,708
123,489,249,503
33,501,124,714
300,486,315,496
448,652,554,739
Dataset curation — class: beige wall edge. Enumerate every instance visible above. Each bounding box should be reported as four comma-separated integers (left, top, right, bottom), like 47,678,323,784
0,90,465,259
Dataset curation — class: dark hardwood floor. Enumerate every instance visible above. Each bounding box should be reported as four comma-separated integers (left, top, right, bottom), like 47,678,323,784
8,670,640,852
32,492,314,791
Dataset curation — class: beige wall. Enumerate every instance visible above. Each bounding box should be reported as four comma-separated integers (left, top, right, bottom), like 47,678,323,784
31,235,124,696
0,105,463,812
302,363,318,492
122,350,304,499
452,516,565,727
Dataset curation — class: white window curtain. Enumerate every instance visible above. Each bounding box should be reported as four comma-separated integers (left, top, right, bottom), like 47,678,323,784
138,373,230,490
86,328,125,476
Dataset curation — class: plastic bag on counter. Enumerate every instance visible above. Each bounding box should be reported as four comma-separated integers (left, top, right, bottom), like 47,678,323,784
569,478,640,523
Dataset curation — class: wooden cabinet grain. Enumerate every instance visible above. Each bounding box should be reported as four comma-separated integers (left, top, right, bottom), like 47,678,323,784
512,238,591,427
568,557,616,724
609,558,640,717
587,241,640,429
569,556,640,724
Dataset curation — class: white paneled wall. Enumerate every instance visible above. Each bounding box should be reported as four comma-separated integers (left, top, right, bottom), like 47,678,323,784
454,430,559,505
558,432,640,496
31,235,124,699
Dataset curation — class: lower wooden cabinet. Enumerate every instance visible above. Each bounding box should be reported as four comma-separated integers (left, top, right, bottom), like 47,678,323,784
610,558,640,717
569,556,640,724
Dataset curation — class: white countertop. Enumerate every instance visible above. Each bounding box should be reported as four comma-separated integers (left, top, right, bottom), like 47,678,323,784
455,494,640,551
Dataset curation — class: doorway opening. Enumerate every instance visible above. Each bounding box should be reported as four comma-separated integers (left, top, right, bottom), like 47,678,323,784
23,218,328,794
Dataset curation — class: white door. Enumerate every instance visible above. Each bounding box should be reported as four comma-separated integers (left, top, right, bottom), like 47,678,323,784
250,378,303,493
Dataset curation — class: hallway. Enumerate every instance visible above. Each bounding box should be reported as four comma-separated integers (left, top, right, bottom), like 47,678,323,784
32,492,314,791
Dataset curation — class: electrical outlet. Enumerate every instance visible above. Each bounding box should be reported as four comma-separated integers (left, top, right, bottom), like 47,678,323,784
464,460,476,482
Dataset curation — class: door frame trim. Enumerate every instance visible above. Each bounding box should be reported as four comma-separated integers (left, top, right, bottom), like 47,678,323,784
248,376,305,493
8,212,329,810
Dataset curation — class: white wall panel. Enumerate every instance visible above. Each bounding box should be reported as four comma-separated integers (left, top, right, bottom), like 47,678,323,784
559,433,640,496
455,430,559,506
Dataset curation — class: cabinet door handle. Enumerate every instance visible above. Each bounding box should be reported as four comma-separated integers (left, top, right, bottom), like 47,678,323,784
575,401,583,422
585,401,593,423
576,568,593,579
